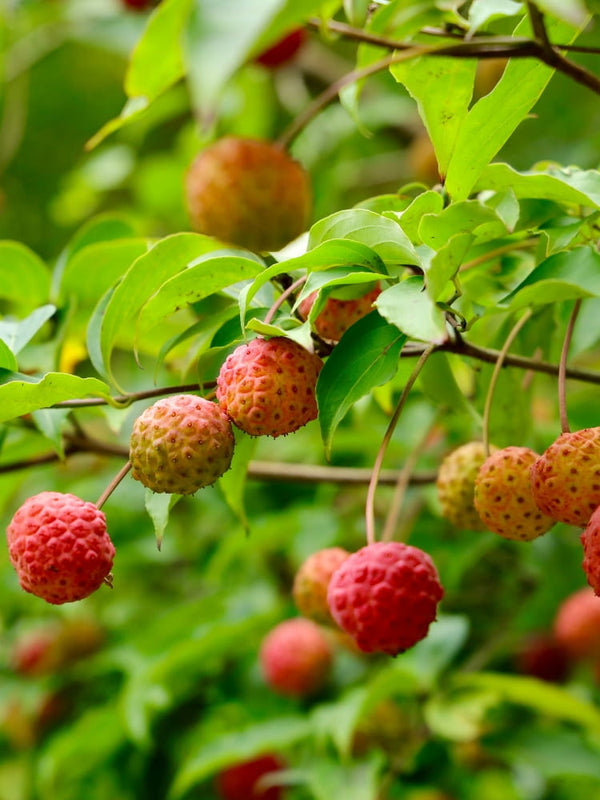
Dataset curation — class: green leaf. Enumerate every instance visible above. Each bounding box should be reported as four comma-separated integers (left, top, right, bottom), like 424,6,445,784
390,52,477,177
317,312,406,458
444,15,580,200
395,191,445,244
534,0,588,25
92,233,237,387
0,241,50,312
0,372,112,422
135,256,265,342
308,209,420,268
218,430,258,531
169,716,312,799
0,340,17,371
145,491,182,550
375,277,448,342
490,727,600,779
126,0,194,100
502,246,600,309
419,352,481,422
425,232,474,302
0,305,56,355
302,755,384,800
52,213,138,297
185,0,324,111
468,0,524,34
238,239,385,323
475,162,600,209
452,672,600,732
419,200,507,249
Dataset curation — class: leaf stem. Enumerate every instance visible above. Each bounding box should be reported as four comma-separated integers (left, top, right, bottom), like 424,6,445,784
481,309,533,456
96,461,132,510
263,276,307,325
558,299,582,434
365,343,435,546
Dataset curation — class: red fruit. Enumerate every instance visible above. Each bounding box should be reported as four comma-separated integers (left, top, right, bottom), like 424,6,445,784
120,0,156,9
298,285,381,342
327,541,444,656
515,633,571,683
293,547,350,626
130,394,235,494
530,427,600,527
216,754,285,800
185,136,311,253
216,336,323,438
553,587,600,661
581,504,600,594
10,627,63,677
259,617,333,697
6,492,115,605
255,28,306,68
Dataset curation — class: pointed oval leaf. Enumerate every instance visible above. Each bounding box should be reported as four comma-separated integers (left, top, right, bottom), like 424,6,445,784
0,372,112,422
375,277,448,342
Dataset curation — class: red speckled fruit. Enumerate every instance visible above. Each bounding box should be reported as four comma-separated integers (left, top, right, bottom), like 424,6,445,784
582,505,600,594
553,587,600,661
6,492,115,605
530,428,600,527
255,28,306,68
327,541,444,656
216,336,323,437
437,442,494,531
120,0,157,9
293,547,350,626
515,633,571,683
185,136,311,253
130,394,235,494
474,446,556,541
298,285,381,342
259,617,332,697
216,754,286,800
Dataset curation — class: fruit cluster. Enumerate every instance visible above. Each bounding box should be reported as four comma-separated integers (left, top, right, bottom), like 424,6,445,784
436,426,600,594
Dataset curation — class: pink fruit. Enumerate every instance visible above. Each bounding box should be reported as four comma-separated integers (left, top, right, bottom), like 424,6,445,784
553,587,600,661
474,446,556,541
6,492,115,605
130,394,235,494
216,754,286,800
293,547,350,626
530,427,600,527
185,136,311,253
259,617,332,697
327,541,444,656
216,336,323,437
298,285,381,342
582,504,600,594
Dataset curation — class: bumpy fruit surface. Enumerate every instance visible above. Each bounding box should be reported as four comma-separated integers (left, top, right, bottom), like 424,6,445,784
130,394,234,494
327,541,444,656
298,285,381,342
553,587,600,661
259,617,332,697
530,427,600,527
474,446,556,541
293,547,350,625
216,336,323,437
436,442,493,531
216,754,285,800
582,505,600,594
255,28,306,68
6,492,115,605
185,136,311,253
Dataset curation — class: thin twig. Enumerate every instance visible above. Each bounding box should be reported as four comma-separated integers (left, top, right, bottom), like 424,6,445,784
263,276,307,325
558,299,583,434
365,344,435,546
381,421,437,543
52,383,209,409
481,309,533,456
96,461,132,509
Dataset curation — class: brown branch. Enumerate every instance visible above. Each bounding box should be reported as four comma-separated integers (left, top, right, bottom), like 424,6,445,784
51,382,213,409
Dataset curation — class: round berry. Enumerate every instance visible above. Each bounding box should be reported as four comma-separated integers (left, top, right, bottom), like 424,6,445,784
327,541,444,656
293,547,350,626
259,617,332,697
6,492,115,605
